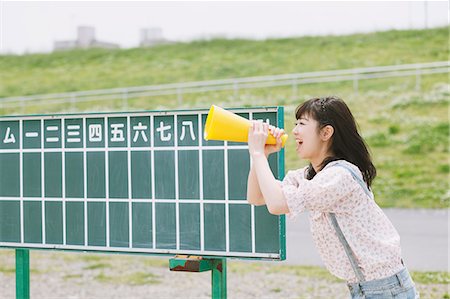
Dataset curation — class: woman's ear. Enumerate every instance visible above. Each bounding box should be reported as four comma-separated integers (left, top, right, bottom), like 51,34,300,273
320,125,334,141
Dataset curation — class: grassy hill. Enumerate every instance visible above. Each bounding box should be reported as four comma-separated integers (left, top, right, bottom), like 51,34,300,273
0,27,448,208
0,27,448,97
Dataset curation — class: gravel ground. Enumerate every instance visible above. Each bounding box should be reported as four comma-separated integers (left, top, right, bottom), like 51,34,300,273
0,250,448,299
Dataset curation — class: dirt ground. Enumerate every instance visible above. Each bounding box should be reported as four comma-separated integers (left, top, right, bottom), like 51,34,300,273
0,250,448,299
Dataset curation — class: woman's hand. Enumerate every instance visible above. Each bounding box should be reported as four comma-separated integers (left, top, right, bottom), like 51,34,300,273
265,125,284,157
248,121,284,158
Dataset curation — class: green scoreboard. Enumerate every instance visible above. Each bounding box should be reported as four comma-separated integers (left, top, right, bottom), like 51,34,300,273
0,107,286,260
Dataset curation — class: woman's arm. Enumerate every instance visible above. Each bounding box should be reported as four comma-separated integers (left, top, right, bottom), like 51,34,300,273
247,121,290,215
251,152,289,215
246,162,266,206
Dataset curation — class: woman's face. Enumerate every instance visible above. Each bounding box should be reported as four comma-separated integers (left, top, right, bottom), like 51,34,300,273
292,114,324,160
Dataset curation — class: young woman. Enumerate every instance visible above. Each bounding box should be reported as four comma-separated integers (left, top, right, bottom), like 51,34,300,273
246,96,419,299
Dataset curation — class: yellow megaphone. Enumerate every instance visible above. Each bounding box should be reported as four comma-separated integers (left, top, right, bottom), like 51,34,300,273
204,105,288,147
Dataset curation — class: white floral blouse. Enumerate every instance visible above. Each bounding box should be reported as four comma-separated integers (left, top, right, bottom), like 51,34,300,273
281,160,404,283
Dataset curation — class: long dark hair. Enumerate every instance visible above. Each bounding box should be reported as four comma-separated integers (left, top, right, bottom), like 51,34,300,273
295,96,376,188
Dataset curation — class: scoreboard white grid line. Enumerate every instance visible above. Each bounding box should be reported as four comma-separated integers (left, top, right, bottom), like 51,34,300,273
62,118,66,246
104,116,110,248
198,114,205,252
249,112,256,254
0,108,284,259
224,140,230,253
0,197,251,203
174,114,180,251
150,114,156,250
127,116,132,249
83,118,88,247
0,146,250,153
19,119,23,244
0,242,281,259
41,119,46,245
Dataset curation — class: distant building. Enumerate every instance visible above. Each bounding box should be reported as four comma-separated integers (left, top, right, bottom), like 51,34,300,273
54,26,119,51
139,27,172,47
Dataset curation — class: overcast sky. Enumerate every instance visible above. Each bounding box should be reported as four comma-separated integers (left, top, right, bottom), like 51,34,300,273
0,1,448,55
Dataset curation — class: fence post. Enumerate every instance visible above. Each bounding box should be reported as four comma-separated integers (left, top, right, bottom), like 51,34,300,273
122,89,128,110
353,72,359,95
21,97,25,114
70,93,76,112
177,88,183,106
291,79,298,100
415,67,422,92
233,81,239,100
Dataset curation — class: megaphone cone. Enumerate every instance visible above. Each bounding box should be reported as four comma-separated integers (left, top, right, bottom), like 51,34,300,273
204,105,288,147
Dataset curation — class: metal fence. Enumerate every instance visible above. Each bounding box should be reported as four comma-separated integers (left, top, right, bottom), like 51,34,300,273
1,61,448,113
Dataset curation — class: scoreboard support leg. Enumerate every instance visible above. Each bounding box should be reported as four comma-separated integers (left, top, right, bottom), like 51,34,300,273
15,249,30,299
169,255,227,299
211,258,227,299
